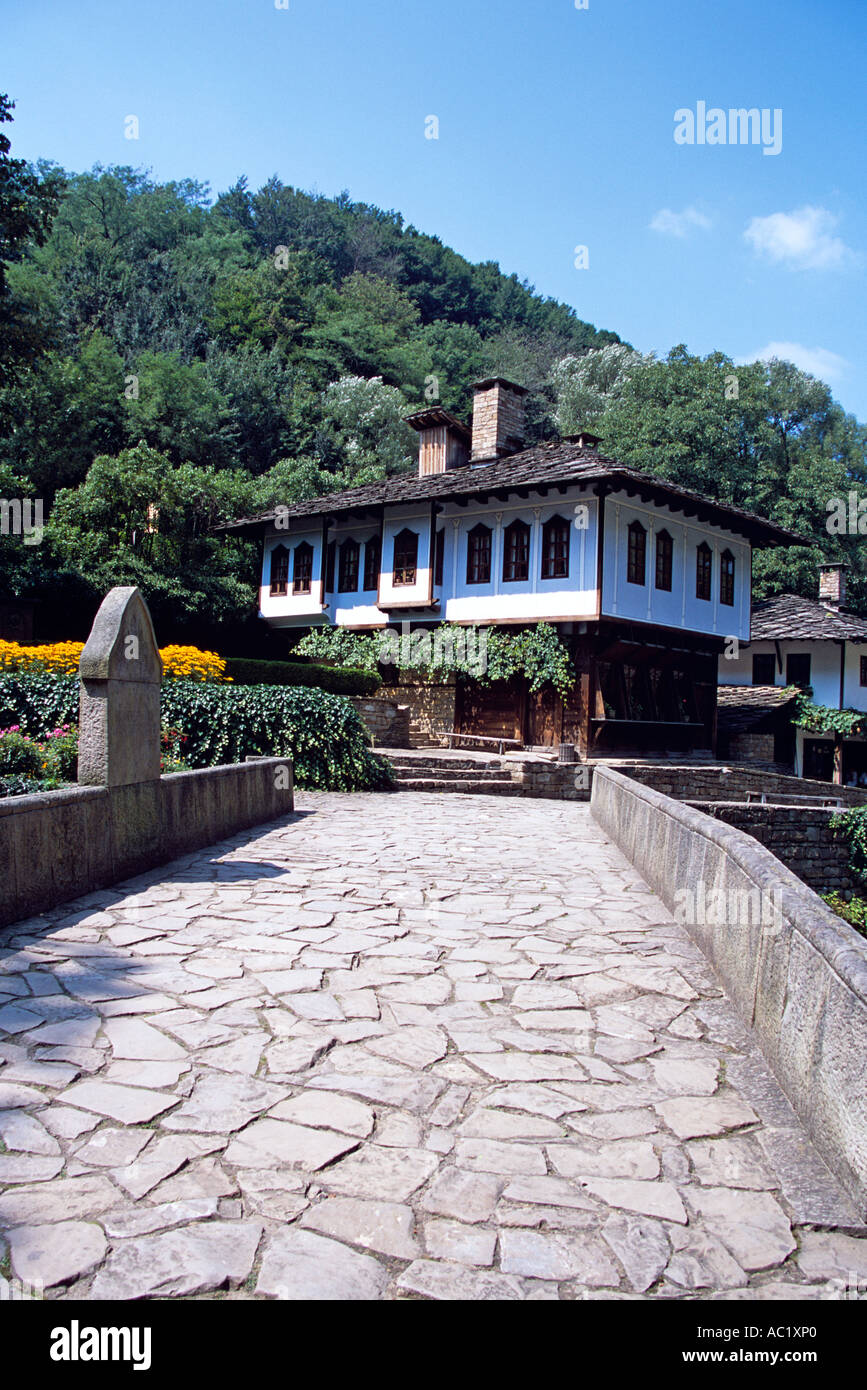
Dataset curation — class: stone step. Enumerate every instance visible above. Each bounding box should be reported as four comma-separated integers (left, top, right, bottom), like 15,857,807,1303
386,757,508,772
389,765,513,782
393,777,523,795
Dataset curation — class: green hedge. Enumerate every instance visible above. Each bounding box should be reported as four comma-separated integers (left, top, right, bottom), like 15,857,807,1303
0,674,391,791
224,658,381,695
0,673,79,736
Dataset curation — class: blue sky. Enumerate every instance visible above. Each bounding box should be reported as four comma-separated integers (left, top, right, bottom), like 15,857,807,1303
5,0,866,419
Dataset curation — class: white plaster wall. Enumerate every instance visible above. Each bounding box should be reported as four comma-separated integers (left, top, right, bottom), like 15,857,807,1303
601,493,751,640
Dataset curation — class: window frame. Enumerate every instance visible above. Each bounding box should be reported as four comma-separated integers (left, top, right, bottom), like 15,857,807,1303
338,537,360,594
696,542,712,602
719,549,735,607
291,541,312,596
540,515,570,581
466,523,493,586
392,528,419,587
363,536,380,593
786,652,812,688
502,518,530,583
626,520,647,587
752,652,777,686
269,544,290,597
655,529,673,592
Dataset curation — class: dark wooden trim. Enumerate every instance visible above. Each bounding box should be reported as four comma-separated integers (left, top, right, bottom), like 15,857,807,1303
595,485,608,619
427,502,436,605
318,518,329,608
375,508,385,606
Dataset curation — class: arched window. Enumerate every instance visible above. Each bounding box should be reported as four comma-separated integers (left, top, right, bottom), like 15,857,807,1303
696,541,712,601
466,523,492,585
541,515,570,580
627,521,647,586
393,528,418,586
363,536,380,592
502,519,530,582
269,544,289,596
655,529,673,591
338,538,359,593
720,549,735,606
292,542,312,595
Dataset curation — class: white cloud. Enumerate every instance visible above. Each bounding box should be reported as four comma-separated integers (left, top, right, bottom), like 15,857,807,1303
649,206,713,238
737,341,849,383
744,206,851,270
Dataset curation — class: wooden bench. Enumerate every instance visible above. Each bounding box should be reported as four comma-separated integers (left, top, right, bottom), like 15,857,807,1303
443,732,524,757
745,791,844,808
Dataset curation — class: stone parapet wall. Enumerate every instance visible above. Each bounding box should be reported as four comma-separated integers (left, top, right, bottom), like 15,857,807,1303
692,802,855,895
612,761,867,807
591,765,867,1214
0,759,294,928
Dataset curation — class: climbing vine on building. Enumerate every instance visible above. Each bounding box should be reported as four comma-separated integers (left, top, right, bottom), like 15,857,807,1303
295,622,575,698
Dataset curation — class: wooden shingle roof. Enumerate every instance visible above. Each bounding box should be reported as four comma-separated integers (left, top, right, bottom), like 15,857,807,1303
223,439,806,548
716,684,799,735
751,593,867,643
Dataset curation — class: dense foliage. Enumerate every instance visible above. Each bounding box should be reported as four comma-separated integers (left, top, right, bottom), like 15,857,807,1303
0,96,617,645
224,656,379,693
1,93,864,643
829,807,867,889
159,683,389,789
0,672,389,790
793,691,867,737
822,891,867,941
556,346,867,606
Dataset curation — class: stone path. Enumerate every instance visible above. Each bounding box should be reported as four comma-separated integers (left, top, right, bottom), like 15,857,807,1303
1,792,865,1301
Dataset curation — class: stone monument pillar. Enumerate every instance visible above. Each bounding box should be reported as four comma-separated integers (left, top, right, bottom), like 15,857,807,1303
77,586,163,786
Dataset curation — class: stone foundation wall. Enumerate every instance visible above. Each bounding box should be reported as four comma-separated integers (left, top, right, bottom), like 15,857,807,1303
728,732,777,766
591,765,867,1214
376,682,457,746
692,802,855,895
350,697,410,748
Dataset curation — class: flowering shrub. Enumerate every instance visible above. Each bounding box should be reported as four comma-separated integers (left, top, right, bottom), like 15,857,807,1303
0,640,230,682
159,646,230,683
0,641,84,675
0,723,77,791
161,726,190,772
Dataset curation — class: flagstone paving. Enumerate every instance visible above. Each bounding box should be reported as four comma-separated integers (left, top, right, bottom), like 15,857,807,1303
0,791,865,1301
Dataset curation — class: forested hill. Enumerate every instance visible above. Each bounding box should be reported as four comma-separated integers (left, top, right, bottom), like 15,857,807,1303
2,164,622,492
1,105,865,646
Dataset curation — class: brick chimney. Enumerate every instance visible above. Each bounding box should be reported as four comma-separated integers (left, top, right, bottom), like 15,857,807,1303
819,562,847,610
470,378,528,462
405,407,470,477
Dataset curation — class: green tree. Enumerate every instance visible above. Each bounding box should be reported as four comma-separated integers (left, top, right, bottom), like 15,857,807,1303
0,95,64,382
48,443,260,629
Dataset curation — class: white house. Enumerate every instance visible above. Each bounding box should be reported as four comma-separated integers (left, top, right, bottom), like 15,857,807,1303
229,378,800,755
718,564,867,781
